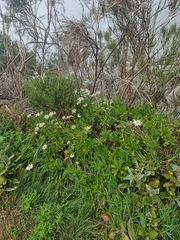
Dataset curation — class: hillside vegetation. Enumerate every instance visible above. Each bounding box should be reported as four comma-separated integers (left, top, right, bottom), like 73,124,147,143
0,74,180,239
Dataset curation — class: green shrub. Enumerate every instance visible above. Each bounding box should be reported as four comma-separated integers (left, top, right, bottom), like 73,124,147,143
21,190,40,212
29,203,63,240
23,73,79,115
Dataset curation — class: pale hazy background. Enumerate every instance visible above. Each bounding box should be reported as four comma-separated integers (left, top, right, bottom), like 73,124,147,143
64,0,83,18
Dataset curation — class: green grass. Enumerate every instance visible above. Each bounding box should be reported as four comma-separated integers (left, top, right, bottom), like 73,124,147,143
0,91,180,239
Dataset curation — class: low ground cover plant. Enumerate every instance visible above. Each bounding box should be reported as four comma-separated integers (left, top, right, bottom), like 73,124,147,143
0,84,180,239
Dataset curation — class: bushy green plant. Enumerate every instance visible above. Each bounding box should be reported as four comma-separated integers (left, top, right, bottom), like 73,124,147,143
29,203,63,240
23,73,79,115
21,190,39,212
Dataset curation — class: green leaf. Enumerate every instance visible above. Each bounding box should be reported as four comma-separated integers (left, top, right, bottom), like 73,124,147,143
5,186,18,192
14,163,23,170
148,228,158,239
163,181,173,188
8,154,14,161
170,163,180,172
146,184,160,196
127,220,135,240
14,155,22,162
0,166,9,176
138,226,146,237
0,136,4,143
175,199,180,207
163,172,176,182
140,215,147,228
0,175,7,185
122,234,130,240
148,179,160,188
10,178,20,184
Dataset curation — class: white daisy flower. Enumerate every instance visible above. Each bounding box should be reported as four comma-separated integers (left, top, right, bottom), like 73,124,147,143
26,164,33,171
133,120,142,126
42,144,47,150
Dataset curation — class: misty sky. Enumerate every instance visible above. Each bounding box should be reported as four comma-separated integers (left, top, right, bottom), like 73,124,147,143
64,0,83,18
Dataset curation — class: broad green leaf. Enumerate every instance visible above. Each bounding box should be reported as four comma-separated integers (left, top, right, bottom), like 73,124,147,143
148,179,160,188
140,215,147,228
138,226,146,237
0,175,7,185
10,178,20,184
170,163,180,172
148,228,158,239
163,172,176,182
163,181,173,188
0,166,9,176
0,136,4,143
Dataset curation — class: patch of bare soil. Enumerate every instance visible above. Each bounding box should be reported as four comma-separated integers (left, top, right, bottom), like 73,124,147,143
0,200,34,240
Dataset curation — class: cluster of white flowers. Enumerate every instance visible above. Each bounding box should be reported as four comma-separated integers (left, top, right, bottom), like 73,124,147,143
80,88,90,96
34,122,45,134
91,91,101,97
44,111,56,119
62,115,73,121
80,88,101,98
27,111,56,119
35,111,43,117
77,96,84,105
27,111,43,118
49,111,56,117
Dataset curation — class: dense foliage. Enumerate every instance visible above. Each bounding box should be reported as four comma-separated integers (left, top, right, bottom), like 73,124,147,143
23,73,79,114
0,83,180,239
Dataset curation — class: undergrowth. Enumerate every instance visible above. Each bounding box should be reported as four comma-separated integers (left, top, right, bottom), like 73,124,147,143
0,85,180,239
